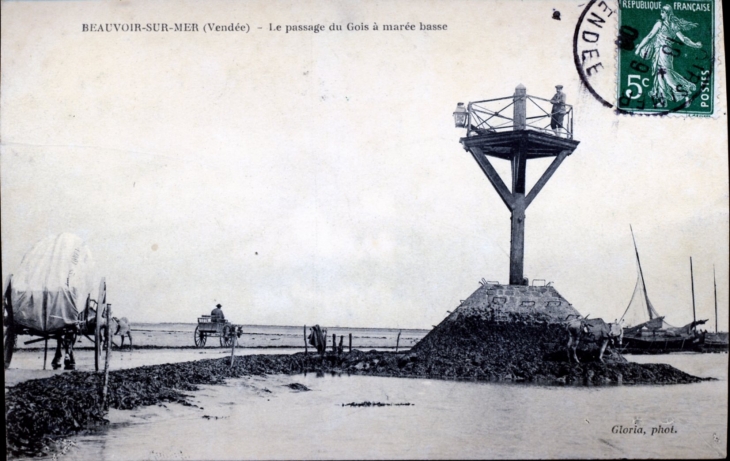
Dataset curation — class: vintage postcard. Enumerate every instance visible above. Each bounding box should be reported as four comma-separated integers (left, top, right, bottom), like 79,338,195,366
2,0,727,459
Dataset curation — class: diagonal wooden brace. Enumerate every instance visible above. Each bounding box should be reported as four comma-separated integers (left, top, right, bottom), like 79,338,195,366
524,150,569,209
468,146,515,210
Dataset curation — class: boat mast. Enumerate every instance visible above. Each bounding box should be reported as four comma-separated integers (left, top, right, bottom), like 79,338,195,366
630,225,653,320
690,257,696,324
714,265,718,334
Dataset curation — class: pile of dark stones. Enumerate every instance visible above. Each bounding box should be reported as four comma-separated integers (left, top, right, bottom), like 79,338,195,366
6,311,709,458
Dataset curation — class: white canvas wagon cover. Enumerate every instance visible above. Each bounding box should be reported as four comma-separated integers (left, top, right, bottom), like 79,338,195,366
10,233,95,333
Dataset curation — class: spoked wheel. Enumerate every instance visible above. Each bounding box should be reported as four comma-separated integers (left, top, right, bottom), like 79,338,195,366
220,325,236,348
194,326,206,348
95,277,106,372
220,335,236,348
4,275,15,369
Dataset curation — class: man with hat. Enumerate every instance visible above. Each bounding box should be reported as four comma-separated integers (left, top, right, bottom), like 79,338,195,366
550,85,567,136
211,303,225,322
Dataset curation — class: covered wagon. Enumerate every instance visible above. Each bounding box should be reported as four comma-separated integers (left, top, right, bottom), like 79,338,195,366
3,233,107,370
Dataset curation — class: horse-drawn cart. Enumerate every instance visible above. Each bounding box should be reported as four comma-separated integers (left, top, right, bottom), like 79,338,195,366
194,316,242,348
3,234,108,371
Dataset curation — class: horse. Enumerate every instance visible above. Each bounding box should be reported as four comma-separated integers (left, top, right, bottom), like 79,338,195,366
50,305,96,370
51,330,78,370
565,315,624,363
101,317,133,350
50,304,96,370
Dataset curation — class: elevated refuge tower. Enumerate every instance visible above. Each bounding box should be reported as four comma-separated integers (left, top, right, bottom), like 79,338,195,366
453,84,580,286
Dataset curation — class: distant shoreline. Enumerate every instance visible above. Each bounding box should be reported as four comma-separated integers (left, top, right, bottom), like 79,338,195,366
132,323,432,332
17,345,406,351
13,323,430,351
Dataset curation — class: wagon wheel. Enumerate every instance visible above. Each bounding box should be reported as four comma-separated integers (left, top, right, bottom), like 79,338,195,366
220,325,237,348
194,325,206,348
3,274,15,369
221,335,237,348
94,277,106,372
220,325,229,348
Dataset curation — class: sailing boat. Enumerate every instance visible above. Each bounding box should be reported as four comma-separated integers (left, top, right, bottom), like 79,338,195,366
619,226,708,353
702,266,729,352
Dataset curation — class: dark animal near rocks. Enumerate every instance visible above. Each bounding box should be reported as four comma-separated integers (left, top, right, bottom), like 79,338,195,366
565,315,623,363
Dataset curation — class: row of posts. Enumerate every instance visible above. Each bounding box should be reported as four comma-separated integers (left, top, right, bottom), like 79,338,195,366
98,318,406,412
303,325,401,355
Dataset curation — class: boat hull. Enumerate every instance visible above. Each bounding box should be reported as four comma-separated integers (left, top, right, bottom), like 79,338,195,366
702,333,729,353
621,333,704,354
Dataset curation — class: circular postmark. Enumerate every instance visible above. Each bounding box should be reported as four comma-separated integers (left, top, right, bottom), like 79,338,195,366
573,0,715,116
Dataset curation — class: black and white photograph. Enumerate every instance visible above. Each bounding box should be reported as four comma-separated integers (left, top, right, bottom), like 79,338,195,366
2,0,727,459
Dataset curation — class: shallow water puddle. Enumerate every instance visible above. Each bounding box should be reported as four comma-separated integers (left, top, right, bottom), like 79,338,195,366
14,354,728,460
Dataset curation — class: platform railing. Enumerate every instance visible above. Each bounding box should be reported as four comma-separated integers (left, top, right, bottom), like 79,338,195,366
464,94,574,139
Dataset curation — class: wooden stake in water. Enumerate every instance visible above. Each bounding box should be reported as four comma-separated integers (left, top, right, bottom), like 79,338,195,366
338,335,344,354
43,338,48,370
396,330,401,353
229,328,236,368
714,265,718,334
102,304,112,411
332,333,336,352
304,325,308,355
349,333,352,353
690,257,696,323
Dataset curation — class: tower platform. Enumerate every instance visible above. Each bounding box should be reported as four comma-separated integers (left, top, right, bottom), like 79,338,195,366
461,130,580,160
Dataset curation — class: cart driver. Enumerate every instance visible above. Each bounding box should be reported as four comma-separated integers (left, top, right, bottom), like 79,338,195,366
211,303,225,322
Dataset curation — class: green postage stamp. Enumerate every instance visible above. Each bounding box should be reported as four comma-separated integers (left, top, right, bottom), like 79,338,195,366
617,0,714,115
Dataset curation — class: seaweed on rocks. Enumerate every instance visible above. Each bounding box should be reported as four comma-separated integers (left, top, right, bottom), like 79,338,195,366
5,301,712,459
4,372,107,458
342,401,413,407
5,355,295,458
5,344,709,458
284,383,310,391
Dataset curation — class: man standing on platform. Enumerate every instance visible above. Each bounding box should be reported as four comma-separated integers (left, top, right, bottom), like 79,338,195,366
550,85,566,136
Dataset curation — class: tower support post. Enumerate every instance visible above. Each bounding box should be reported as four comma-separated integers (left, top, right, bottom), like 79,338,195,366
513,84,526,129
509,194,526,285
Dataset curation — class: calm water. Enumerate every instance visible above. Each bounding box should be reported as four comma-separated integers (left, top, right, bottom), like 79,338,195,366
13,324,429,350
26,353,728,460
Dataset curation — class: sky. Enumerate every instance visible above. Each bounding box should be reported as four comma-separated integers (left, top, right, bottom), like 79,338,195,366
1,0,727,330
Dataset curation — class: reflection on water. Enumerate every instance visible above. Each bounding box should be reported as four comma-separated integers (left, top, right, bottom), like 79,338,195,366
38,354,726,460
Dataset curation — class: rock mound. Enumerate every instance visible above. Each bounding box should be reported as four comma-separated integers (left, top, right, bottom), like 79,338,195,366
392,283,701,383
413,283,596,364
301,283,702,386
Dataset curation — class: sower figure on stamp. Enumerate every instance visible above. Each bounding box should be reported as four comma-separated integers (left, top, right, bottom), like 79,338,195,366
635,5,701,108
550,85,567,136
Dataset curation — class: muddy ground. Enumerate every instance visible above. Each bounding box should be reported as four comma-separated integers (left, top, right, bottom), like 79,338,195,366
5,319,710,458
5,353,706,457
